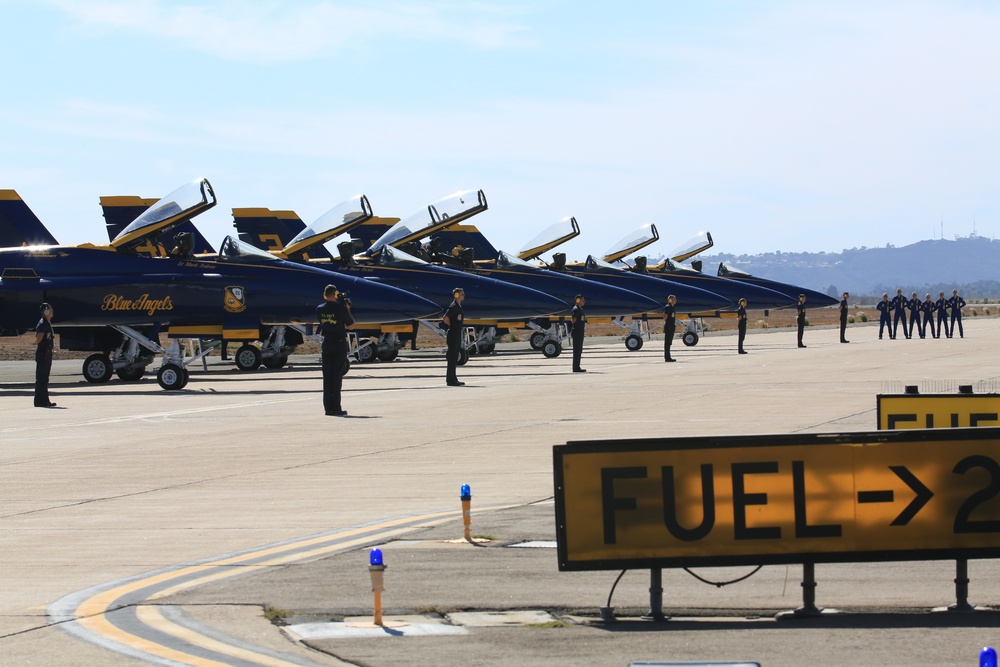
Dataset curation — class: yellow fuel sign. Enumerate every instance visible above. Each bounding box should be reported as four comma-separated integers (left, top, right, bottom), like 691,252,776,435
877,394,1000,430
554,428,1000,571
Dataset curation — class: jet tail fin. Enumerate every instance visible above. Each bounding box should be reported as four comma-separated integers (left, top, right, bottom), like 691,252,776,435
0,190,59,246
100,195,215,256
231,207,335,260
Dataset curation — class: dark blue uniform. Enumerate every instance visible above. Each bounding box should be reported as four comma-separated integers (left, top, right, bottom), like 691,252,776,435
839,296,849,343
663,303,676,361
444,299,465,384
948,293,966,338
317,298,354,415
907,295,922,339
934,295,949,338
796,300,806,347
34,317,55,407
876,298,891,339
891,293,908,339
737,304,748,353
920,298,933,338
571,303,586,371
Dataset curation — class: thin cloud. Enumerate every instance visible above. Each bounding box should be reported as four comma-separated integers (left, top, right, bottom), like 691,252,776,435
42,0,533,62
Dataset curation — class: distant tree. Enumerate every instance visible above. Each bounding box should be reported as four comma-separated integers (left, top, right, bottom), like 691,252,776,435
825,284,839,297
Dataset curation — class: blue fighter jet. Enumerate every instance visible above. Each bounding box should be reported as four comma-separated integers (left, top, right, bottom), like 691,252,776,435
0,179,440,389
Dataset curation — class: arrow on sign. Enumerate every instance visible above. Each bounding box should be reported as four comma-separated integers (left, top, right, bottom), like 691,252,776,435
856,465,934,526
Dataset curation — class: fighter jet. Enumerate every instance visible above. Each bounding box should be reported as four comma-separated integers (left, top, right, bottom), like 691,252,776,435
0,179,440,389
717,262,840,307
232,190,568,362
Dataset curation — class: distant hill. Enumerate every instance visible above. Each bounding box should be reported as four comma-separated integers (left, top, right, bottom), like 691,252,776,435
649,235,1000,300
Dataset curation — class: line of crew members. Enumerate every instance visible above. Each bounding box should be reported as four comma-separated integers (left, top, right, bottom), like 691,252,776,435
876,289,966,340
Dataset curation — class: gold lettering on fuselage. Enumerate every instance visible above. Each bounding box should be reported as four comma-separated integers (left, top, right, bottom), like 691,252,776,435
101,293,175,316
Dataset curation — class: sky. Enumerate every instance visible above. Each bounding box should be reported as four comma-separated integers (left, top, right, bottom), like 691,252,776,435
2,0,998,263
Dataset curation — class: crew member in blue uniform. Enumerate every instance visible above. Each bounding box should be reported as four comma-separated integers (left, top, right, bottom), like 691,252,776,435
444,287,466,385
663,294,677,361
839,291,850,343
876,293,892,339
891,289,909,339
570,294,587,372
921,294,934,340
34,302,56,408
737,298,748,354
934,291,950,339
316,284,355,416
948,289,966,338
796,294,807,348
907,291,922,339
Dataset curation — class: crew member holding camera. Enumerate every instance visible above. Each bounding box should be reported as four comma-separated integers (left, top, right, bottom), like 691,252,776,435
316,285,354,416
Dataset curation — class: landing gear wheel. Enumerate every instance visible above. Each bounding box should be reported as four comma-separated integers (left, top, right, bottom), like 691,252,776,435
157,363,186,390
263,354,288,369
234,344,262,371
83,354,113,383
478,342,496,355
376,349,399,362
341,359,351,377
457,347,470,366
116,366,145,382
682,331,699,347
356,344,377,363
529,332,546,350
542,340,562,358
625,334,644,351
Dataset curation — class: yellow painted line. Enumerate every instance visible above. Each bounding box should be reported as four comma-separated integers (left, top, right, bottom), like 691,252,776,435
71,502,531,665
136,606,307,667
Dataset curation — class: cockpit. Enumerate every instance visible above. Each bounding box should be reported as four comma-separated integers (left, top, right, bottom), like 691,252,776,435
218,236,280,263
366,189,487,256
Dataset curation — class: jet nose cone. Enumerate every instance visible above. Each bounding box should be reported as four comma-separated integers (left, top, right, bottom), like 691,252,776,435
355,284,441,322
578,283,662,317
463,281,567,320
666,282,734,311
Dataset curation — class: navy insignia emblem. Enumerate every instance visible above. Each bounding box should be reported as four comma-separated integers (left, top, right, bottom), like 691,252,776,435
224,286,246,313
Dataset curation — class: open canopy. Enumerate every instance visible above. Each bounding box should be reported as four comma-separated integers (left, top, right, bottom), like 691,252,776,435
218,235,281,263
366,189,487,255
602,224,659,263
282,195,372,257
517,217,580,260
668,231,714,262
111,178,216,252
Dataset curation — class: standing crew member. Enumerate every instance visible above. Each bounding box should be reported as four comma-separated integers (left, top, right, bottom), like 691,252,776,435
316,284,355,416
570,294,587,372
737,298,748,354
444,287,466,385
948,289,966,338
908,291,922,339
934,291,950,339
34,302,56,408
876,293,892,339
839,291,850,343
891,289,909,339
796,294,807,348
921,294,934,339
663,294,677,362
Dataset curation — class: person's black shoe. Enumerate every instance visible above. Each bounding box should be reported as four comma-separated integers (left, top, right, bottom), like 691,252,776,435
326,409,347,416
841,340,849,343
447,381,465,386
572,368,586,373
738,350,748,354
665,358,676,362
798,344,807,348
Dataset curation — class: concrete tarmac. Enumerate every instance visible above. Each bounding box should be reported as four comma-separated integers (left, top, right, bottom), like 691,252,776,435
2,320,1000,666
